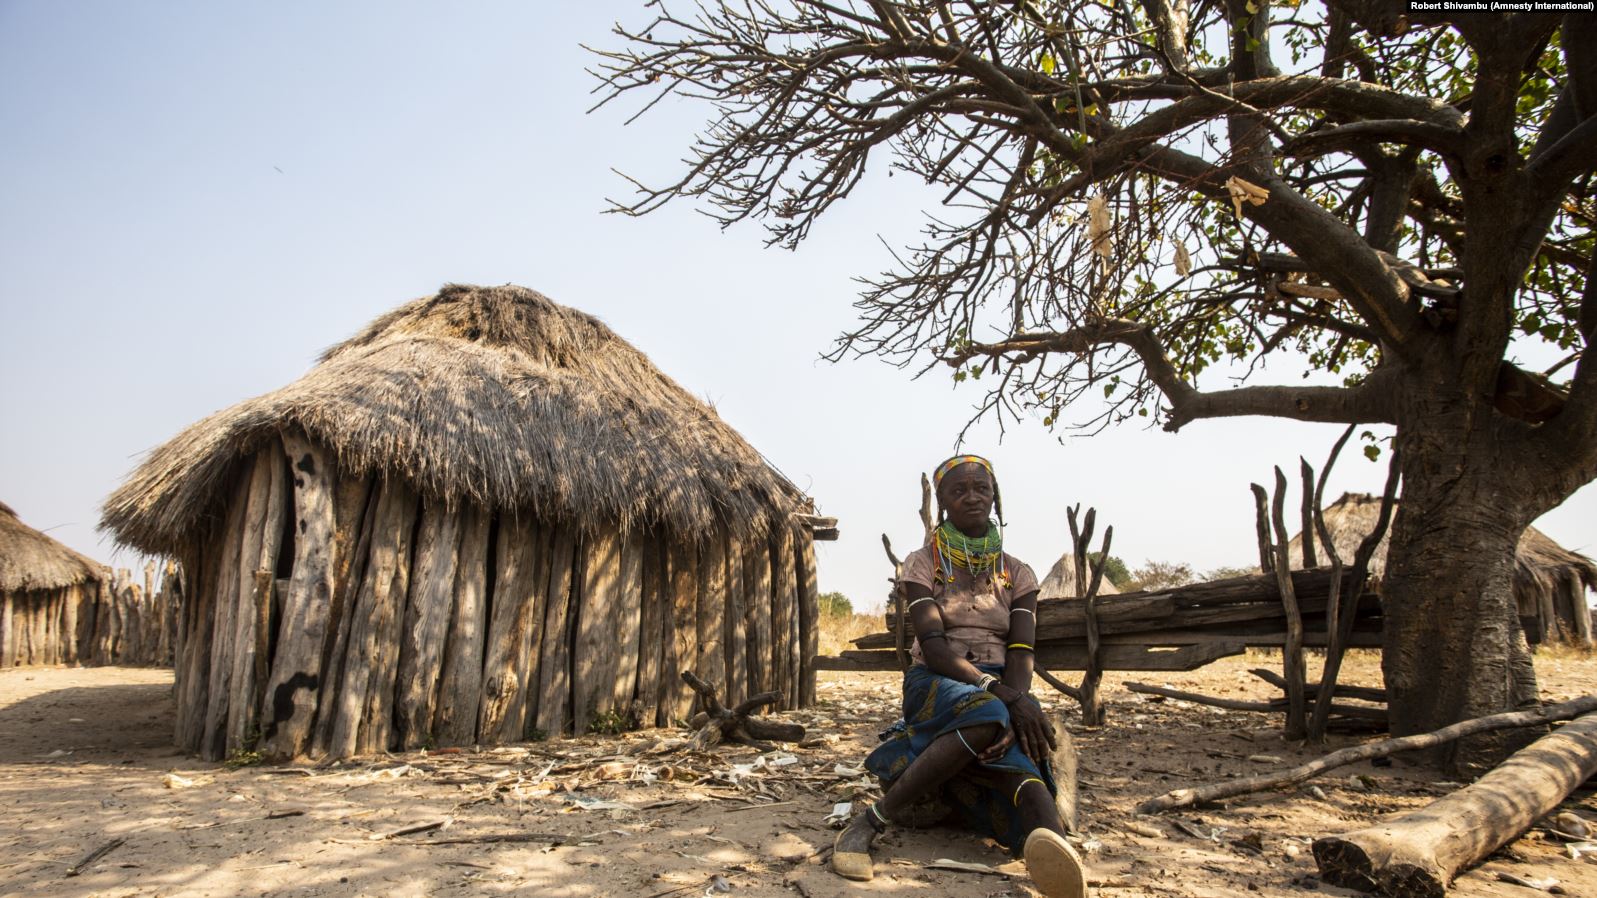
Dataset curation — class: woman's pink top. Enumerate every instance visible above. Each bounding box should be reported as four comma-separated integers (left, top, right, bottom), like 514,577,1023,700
899,544,1039,666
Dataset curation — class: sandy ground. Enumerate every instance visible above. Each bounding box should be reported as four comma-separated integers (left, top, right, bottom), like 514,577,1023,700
4,652,1597,898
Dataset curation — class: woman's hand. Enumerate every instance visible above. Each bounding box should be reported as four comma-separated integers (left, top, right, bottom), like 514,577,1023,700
995,687,1056,763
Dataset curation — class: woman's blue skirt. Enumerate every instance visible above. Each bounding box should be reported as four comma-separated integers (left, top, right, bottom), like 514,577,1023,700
863,663,1058,852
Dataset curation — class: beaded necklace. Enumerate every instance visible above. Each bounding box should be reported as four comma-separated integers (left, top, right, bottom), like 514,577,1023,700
932,519,1010,586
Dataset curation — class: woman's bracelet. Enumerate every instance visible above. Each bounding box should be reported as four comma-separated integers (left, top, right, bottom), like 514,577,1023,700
1008,607,1035,618
1005,642,1034,653
975,673,999,691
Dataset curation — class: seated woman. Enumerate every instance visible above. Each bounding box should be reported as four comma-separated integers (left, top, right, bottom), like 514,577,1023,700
834,454,1085,898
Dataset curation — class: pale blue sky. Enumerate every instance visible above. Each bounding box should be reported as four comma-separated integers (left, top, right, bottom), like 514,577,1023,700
3,2,1592,613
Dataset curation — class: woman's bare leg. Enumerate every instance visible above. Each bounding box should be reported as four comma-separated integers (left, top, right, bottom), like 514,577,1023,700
833,722,1002,876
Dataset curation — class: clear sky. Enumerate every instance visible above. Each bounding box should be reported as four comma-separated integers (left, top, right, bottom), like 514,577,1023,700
2,2,1592,614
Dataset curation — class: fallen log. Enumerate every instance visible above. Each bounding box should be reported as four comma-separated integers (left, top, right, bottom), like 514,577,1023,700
1135,695,1597,816
1250,668,1387,704
1314,707,1597,897
1124,682,1387,722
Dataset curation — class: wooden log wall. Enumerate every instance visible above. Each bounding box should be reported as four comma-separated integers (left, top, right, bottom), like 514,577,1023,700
0,562,178,669
168,435,824,762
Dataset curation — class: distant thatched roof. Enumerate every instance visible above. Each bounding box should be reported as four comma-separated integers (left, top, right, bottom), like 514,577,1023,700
1037,552,1122,600
1287,492,1597,596
1,501,104,592
103,284,811,555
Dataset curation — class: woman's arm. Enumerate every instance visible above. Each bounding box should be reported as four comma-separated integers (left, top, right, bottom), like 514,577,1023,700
1000,588,1040,695
903,582,988,684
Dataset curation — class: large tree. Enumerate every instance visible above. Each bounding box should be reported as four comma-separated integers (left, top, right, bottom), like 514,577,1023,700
592,2,1597,768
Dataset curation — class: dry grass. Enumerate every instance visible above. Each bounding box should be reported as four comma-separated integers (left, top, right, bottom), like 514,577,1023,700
818,612,881,657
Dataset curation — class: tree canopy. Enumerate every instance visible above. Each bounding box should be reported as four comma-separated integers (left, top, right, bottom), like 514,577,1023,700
593,1,1597,757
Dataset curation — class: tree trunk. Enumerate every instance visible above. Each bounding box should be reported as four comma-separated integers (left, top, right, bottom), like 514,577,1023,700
1381,420,1538,773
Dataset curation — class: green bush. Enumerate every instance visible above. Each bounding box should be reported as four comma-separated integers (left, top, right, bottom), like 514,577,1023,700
818,591,853,617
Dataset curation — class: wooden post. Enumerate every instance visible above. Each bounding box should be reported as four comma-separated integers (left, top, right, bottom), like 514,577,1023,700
395,501,463,750
723,533,748,708
228,449,286,754
1269,466,1308,741
534,528,578,737
572,525,623,734
0,591,11,667
664,539,699,724
190,475,248,756
354,478,418,757
696,532,728,712
433,504,491,746
258,431,340,760
796,525,819,709
770,524,799,710
1251,483,1274,574
312,473,376,755
1566,573,1592,647
1298,458,1318,569
635,536,666,727
611,529,645,719
744,540,772,699
478,514,546,744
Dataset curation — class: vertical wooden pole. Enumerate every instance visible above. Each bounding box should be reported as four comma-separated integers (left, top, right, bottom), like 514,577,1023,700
770,524,799,710
723,533,748,708
573,525,622,734
395,501,463,750
434,504,492,746
257,431,340,760
229,449,287,753
312,473,376,755
796,526,820,709
635,536,666,728
1567,574,1592,647
479,514,545,743
535,528,578,737
744,540,772,698
696,532,728,710
1269,466,1308,741
1299,458,1318,569
355,478,419,757
0,591,11,667
611,529,645,720
200,472,252,759
665,539,699,723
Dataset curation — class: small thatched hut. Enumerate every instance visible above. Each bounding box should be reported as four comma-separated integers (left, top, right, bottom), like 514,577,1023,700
1287,492,1597,646
1037,551,1122,600
103,284,829,762
1,501,107,666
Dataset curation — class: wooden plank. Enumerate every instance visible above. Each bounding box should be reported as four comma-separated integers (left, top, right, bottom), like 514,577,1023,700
0,591,12,668
572,525,622,734
821,640,1247,673
355,478,418,756
795,526,820,709
722,533,747,708
229,448,287,753
258,432,340,760
394,501,463,750
695,532,728,711
664,539,698,724
534,528,578,737
743,540,772,698
770,525,799,710
520,523,553,736
635,535,665,728
478,514,545,744
312,472,375,756
201,470,251,758
611,528,645,718
434,504,492,746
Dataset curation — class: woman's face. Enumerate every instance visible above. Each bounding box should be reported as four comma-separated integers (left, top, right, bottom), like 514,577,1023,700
939,463,995,536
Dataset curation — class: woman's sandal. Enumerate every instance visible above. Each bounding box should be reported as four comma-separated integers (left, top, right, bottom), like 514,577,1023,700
831,804,888,881
1023,828,1088,898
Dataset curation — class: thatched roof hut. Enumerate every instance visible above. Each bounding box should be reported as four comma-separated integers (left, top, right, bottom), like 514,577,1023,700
1,501,105,666
1037,552,1122,600
1287,492,1597,645
103,284,829,761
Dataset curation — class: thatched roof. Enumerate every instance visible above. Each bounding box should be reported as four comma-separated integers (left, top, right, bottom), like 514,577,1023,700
102,284,811,555
1037,552,1122,600
1,501,104,592
1287,492,1597,596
